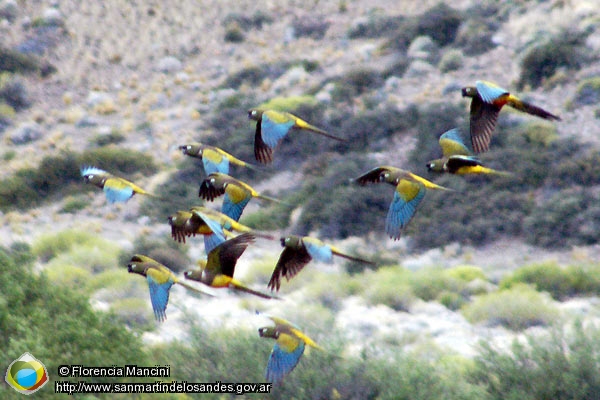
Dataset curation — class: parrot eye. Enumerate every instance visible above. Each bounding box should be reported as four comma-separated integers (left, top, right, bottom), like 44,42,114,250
210,178,215,183
88,174,94,179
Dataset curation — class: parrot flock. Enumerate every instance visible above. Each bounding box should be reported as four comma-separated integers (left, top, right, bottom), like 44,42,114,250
81,80,560,384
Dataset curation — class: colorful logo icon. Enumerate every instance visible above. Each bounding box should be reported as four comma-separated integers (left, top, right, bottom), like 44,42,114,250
5,352,49,395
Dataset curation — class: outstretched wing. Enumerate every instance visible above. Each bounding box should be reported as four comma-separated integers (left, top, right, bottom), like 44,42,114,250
265,334,305,384
268,246,312,291
385,179,426,240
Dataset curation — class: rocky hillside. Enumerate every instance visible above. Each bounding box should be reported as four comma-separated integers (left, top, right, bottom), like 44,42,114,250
2,0,600,383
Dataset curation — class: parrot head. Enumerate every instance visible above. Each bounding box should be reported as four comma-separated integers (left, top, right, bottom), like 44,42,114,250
127,255,149,276
183,268,203,282
248,108,263,122
461,86,477,98
179,143,203,157
80,166,108,187
281,235,302,249
426,159,445,173
258,326,279,340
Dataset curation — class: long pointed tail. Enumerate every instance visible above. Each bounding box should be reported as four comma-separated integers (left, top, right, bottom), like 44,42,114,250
256,194,292,207
332,250,376,266
231,282,281,299
509,97,561,121
295,120,347,142
178,280,215,297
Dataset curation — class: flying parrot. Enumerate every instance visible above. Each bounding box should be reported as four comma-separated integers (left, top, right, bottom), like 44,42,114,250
167,206,273,252
268,235,375,291
354,166,451,240
184,233,278,299
179,142,256,175
199,172,284,221
81,166,157,203
126,254,213,322
248,108,346,164
426,128,511,176
258,313,324,384
461,80,561,153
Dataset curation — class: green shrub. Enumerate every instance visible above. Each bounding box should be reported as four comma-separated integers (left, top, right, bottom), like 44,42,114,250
500,261,600,300
571,77,600,107
222,11,273,30
292,17,330,39
0,72,30,110
471,321,600,400
92,131,126,147
60,195,89,213
0,47,42,74
32,229,101,262
118,234,190,273
224,22,245,43
328,68,384,103
462,284,559,331
438,49,464,72
221,62,292,89
518,30,590,88
523,188,600,248
347,13,405,39
415,3,463,46
364,266,415,311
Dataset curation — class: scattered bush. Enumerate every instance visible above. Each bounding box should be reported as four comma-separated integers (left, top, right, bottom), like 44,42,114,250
0,47,42,74
518,30,590,89
462,284,559,331
347,13,405,39
222,11,273,30
0,72,30,111
92,131,126,147
328,68,384,104
221,62,292,89
571,77,600,107
118,234,190,273
363,266,416,311
500,261,600,300
471,321,600,400
438,49,464,72
224,22,245,43
291,16,330,39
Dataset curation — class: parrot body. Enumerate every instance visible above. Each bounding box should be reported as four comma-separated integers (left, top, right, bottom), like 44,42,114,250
461,81,560,153
258,314,323,384
168,206,273,252
179,143,255,175
269,235,375,291
354,166,451,240
127,254,211,322
248,108,346,164
199,172,283,221
184,233,277,299
81,166,155,203
426,128,511,176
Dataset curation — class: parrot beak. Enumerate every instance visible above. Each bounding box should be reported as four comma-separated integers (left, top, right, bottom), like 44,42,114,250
127,263,134,273
279,237,286,247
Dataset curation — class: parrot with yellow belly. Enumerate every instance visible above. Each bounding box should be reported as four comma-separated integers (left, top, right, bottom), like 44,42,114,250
354,166,452,240
199,172,284,221
461,80,560,153
81,166,158,204
126,254,213,322
258,313,324,384
268,235,375,291
248,108,346,164
184,233,278,299
179,142,256,175
426,128,511,176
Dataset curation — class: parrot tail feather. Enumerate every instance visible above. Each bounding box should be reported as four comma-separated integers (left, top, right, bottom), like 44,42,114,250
178,281,215,297
231,283,281,300
332,250,376,266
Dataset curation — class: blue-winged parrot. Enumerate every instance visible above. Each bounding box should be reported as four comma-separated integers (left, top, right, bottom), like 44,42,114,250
248,108,346,164
81,166,157,203
426,128,511,176
179,142,256,175
127,254,212,322
199,172,284,221
461,80,560,153
269,235,375,291
184,233,278,299
354,166,451,240
258,313,324,384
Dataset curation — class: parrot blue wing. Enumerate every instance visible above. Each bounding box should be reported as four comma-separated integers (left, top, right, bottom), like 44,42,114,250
103,184,134,203
204,232,227,254
146,276,174,322
385,185,426,240
202,157,229,175
261,114,295,149
303,239,334,264
476,81,509,104
221,193,251,222
265,340,305,384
